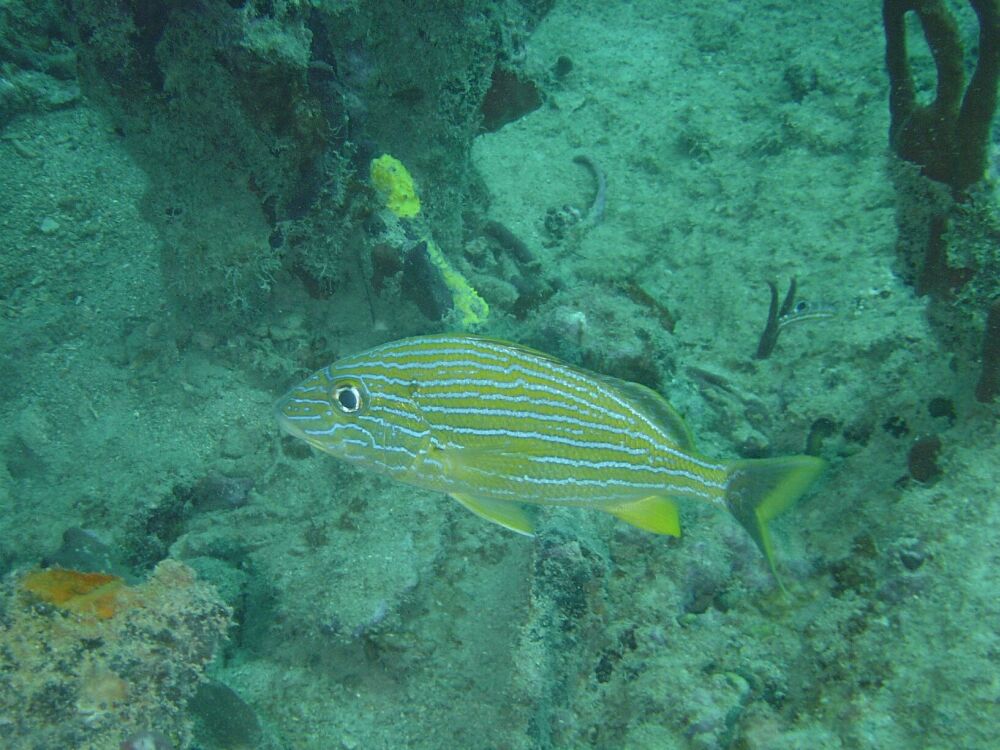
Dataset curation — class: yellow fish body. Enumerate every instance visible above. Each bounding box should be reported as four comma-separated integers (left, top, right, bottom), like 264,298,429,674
275,334,824,580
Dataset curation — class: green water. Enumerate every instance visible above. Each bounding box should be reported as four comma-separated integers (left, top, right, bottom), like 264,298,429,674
1,1,997,748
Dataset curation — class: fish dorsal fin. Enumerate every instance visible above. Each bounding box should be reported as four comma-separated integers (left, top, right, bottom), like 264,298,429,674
595,375,696,450
475,336,697,449
460,335,567,366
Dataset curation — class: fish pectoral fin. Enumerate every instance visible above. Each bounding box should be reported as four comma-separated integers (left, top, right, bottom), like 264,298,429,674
603,495,681,537
437,444,537,481
450,493,535,536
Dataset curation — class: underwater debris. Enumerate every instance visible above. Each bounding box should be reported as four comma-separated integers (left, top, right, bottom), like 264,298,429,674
753,277,834,359
542,155,607,246
572,154,607,225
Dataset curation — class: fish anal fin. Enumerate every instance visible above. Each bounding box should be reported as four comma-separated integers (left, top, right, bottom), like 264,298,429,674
450,493,535,536
604,495,681,537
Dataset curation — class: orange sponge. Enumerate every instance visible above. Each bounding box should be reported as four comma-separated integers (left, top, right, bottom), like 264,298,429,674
21,568,128,620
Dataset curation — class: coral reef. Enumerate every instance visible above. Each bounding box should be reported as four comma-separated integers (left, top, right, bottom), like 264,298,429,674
0,561,231,750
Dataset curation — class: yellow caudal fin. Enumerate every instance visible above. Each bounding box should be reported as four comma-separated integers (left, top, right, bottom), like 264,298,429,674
603,495,682,537
724,455,825,588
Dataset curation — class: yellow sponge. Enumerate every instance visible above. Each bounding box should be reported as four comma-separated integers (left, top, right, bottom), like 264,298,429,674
370,154,421,218
424,240,490,329
368,154,489,329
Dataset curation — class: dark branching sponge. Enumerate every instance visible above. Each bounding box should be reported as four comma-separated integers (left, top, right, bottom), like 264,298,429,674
883,0,1000,192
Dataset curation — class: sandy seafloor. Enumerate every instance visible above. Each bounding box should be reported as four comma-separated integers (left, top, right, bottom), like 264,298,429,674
1,1,999,748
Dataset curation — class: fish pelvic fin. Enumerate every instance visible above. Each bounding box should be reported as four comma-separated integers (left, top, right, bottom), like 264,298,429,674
724,455,825,589
450,493,535,536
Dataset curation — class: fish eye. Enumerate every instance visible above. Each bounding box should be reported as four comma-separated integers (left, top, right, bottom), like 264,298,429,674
332,382,363,413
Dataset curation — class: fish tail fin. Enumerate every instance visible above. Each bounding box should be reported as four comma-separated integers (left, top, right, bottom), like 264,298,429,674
724,455,825,589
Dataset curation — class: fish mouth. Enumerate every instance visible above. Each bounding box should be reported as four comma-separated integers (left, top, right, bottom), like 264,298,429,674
273,391,315,441
273,395,299,439
273,385,337,446
273,396,295,436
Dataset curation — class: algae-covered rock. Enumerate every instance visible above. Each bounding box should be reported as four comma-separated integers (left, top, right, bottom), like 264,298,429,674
0,560,231,749
54,0,548,335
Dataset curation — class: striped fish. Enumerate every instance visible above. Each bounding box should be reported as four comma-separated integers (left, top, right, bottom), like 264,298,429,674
275,334,825,581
